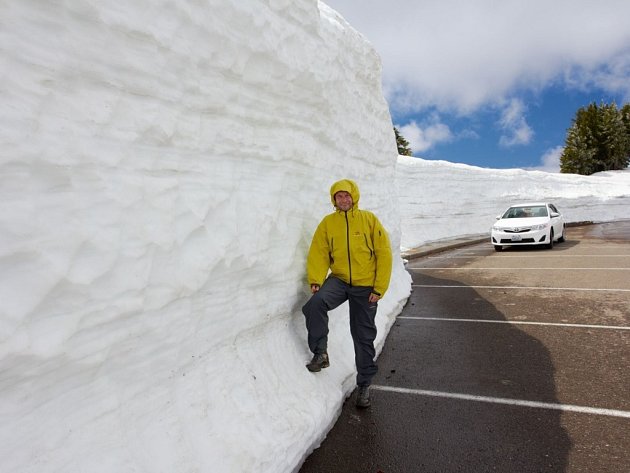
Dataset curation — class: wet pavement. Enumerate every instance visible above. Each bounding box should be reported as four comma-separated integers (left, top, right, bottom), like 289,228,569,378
299,222,630,473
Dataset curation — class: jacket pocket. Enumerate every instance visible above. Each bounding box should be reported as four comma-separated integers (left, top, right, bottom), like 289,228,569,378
363,234,374,259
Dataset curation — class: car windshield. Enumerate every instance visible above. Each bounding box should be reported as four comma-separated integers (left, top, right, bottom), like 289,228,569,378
503,205,548,218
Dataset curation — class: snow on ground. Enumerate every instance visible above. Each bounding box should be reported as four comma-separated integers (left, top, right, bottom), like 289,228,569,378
0,1,629,473
397,156,630,251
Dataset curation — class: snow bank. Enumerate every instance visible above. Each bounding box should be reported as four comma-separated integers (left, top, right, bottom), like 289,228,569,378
0,1,410,472
397,156,630,251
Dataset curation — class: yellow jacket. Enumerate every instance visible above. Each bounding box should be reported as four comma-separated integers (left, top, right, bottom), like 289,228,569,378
306,179,393,296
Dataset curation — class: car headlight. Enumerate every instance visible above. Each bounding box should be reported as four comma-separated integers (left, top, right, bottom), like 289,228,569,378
530,223,549,230
492,225,503,231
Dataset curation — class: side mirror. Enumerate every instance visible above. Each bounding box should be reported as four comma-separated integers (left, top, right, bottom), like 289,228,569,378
495,215,501,220
550,212,560,218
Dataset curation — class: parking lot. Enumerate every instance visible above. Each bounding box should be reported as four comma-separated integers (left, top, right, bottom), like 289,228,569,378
300,222,630,473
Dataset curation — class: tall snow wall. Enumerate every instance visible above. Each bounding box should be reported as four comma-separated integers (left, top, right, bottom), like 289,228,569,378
0,1,411,472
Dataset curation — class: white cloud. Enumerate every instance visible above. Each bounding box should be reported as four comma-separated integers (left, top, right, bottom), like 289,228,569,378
325,0,630,114
527,146,564,172
563,51,630,103
497,99,534,147
458,129,480,140
398,118,453,154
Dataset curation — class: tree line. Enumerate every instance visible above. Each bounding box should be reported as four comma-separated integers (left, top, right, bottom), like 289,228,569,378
560,102,630,175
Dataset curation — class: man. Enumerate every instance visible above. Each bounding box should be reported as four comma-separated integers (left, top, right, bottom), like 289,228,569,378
302,179,392,408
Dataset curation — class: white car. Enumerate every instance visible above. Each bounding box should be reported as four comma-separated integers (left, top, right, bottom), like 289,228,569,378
491,202,566,251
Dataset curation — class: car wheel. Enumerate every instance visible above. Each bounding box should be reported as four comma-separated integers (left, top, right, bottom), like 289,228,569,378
494,245,503,252
558,225,566,243
545,229,554,249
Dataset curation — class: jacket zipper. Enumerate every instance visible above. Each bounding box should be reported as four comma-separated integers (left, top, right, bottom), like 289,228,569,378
344,211,352,285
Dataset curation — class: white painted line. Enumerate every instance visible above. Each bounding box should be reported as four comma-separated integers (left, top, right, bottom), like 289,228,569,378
411,284,630,293
410,267,630,271
561,244,630,247
371,385,630,419
428,254,630,259
398,316,630,331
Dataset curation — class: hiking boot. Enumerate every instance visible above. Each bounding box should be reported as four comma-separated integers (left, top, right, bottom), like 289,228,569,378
356,385,371,408
306,352,330,372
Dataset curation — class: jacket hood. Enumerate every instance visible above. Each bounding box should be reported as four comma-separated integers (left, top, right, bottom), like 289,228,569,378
330,179,360,210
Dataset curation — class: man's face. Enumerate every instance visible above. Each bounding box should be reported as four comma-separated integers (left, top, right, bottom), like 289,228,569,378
334,191,353,211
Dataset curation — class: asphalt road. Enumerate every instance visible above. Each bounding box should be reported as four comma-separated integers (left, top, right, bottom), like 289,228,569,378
299,222,630,473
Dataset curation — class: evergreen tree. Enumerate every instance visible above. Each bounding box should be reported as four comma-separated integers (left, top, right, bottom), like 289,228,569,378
621,103,630,150
600,102,630,171
560,101,630,174
560,123,596,174
394,127,413,156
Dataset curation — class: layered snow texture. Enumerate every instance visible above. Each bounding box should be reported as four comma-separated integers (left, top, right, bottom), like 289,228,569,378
397,156,630,251
0,1,410,472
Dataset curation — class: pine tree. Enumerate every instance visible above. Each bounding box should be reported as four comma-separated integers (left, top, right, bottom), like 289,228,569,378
621,103,630,133
560,122,596,174
621,103,630,159
394,127,413,156
600,102,630,171
560,101,630,174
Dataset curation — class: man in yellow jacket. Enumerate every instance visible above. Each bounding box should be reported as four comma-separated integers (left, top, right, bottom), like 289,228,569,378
302,179,392,408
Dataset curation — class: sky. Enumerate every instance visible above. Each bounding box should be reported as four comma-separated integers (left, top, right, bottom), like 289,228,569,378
325,0,630,171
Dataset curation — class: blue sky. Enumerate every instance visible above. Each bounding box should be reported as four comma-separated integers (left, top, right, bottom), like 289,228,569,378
325,0,630,171
398,86,627,170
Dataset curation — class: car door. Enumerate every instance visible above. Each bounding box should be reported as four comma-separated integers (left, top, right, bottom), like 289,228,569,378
548,204,563,237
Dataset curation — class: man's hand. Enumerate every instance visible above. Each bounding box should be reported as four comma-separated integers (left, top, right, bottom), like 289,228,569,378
310,284,320,294
368,293,381,303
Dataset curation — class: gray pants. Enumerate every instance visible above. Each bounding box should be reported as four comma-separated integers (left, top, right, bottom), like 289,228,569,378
302,276,378,387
